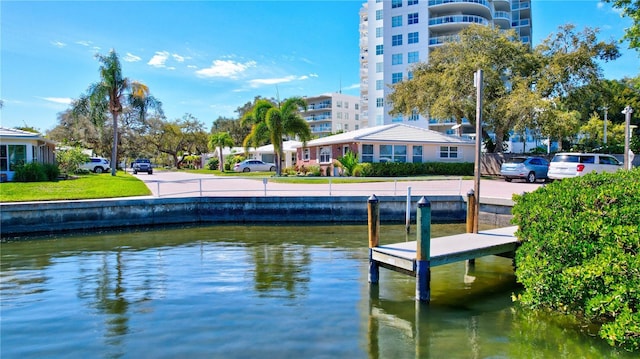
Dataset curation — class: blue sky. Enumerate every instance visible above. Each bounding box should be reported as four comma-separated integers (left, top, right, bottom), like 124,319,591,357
1,0,638,133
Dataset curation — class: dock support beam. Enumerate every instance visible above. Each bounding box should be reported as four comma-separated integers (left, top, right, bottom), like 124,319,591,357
416,197,431,302
368,194,380,284
466,189,476,266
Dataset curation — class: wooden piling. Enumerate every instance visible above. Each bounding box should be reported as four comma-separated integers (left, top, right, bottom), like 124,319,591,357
416,196,431,302
466,189,476,234
368,194,380,284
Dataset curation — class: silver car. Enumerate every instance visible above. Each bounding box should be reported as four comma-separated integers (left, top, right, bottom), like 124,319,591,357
548,153,622,180
500,156,549,183
233,159,276,173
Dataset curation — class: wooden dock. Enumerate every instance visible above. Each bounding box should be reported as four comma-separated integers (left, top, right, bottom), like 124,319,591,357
371,226,518,276
366,194,519,302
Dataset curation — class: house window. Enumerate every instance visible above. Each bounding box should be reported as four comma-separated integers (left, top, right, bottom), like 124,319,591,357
440,146,458,159
392,72,403,84
392,15,402,27
394,145,407,163
408,32,419,44
408,51,419,63
392,53,402,65
362,144,374,163
343,146,350,155
408,13,418,25
320,147,331,163
376,45,383,55
2,145,27,171
392,34,402,46
303,148,310,161
380,145,392,162
413,146,423,163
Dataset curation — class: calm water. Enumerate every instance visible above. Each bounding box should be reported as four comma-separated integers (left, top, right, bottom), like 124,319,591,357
0,224,633,359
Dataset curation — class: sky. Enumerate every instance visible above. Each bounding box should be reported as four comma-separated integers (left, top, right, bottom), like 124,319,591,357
1,0,638,133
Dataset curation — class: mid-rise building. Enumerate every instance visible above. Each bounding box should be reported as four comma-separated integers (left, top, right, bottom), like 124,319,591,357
302,93,362,137
360,0,532,135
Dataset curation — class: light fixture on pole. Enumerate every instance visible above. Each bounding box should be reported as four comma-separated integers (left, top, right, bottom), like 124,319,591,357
622,106,633,170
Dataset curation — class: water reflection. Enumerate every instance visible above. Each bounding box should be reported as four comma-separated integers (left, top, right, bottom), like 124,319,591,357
0,224,636,359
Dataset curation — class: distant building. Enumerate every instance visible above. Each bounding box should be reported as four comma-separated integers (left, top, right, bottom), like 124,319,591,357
0,127,56,181
359,0,532,134
302,93,362,137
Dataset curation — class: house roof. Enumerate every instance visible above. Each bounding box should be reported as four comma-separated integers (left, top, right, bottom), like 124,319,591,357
298,124,474,147
0,127,56,145
254,140,302,153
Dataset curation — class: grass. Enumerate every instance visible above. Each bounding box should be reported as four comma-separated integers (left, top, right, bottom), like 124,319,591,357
0,171,151,202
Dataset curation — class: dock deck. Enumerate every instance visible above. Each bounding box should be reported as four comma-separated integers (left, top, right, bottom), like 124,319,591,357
371,226,518,275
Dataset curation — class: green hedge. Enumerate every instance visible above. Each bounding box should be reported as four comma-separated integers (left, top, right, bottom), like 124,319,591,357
13,162,60,182
360,162,473,177
512,169,640,352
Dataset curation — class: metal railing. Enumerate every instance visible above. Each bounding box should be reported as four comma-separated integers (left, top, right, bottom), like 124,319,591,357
143,176,466,198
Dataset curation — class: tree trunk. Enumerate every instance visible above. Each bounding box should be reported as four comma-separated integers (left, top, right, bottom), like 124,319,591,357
111,111,118,176
218,146,224,172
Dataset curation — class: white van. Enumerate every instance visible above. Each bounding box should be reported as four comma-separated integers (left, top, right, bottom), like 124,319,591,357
548,153,623,180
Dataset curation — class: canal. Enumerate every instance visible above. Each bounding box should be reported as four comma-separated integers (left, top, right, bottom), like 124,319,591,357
0,224,633,358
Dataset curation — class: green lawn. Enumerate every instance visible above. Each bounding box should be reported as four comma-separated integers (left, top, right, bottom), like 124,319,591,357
0,171,151,202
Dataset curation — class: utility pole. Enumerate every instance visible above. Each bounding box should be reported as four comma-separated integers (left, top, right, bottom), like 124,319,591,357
622,106,633,170
473,69,483,234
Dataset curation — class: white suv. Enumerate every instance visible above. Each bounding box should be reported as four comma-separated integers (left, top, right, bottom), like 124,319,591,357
548,153,622,180
80,157,110,173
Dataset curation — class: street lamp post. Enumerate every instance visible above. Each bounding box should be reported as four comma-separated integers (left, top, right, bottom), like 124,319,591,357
622,106,634,170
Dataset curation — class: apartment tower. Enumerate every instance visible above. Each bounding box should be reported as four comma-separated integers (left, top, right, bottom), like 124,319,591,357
359,0,532,132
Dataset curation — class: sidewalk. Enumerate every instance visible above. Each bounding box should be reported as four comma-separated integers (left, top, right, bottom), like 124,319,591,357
130,170,543,200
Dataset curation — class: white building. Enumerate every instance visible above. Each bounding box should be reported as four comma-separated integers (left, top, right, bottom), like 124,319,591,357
0,127,56,181
302,93,362,137
360,0,532,132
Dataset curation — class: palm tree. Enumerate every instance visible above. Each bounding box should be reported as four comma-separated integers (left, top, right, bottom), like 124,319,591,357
241,97,311,175
73,50,162,176
208,132,234,172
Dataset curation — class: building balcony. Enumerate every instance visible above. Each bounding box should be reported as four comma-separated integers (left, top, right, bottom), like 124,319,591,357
428,0,491,18
429,14,489,31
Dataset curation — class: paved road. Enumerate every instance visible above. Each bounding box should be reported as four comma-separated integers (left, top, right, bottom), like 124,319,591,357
130,170,543,200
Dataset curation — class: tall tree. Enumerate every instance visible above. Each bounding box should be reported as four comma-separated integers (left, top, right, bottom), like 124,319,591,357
72,50,162,175
241,97,311,175
147,114,208,168
211,116,251,145
603,0,640,50
208,132,235,172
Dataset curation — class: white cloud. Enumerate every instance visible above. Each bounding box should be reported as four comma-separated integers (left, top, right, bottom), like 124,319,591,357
172,54,186,62
148,51,170,68
40,97,73,105
344,83,360,90
248,75,309,88
51,41,66,48
76,40,92,47
124,53,142,62
196,60,256,78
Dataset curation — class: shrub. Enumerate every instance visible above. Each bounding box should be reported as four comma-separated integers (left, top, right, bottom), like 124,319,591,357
13,162,48,182
43,163,61,181
512,169,640,351
56,147,89,174
364,162,473,177
206,158,219,170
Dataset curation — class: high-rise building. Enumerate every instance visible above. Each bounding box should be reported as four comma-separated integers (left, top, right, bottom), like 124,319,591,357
359,0,532,133
302,93,362,137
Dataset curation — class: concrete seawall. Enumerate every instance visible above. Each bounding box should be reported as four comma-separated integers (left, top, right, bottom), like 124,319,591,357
1,195,514,239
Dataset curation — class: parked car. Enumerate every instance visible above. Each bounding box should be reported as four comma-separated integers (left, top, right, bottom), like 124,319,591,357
132,158,153,174
233,159,276,173
80,157,110,173
548,153,622,180
500,156,549,183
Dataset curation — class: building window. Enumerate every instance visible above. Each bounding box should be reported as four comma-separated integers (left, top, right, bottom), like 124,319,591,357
392,115,403,123
440,146,458,159
344,124,349,131
336,101,343,108
344,102,349,109
355,125,360,130
392,34,403,46
392,53,402,65
320,147,331,163
376,9,383,20
408,51,419,63
408,0,418,5
0,145,7,171
392,72,403,84
376,62,384,72
303,148,310,161
409,109,419,121
355,103,359,110
376,45,383,55
408,13,418,25
376,98,384,107
407,71,414,80
394,145,407,163
376,79,383,90
392,0,402,8
392,15,402,27
413,146,423,163
2,145,27,171
376,27,383,38
336,112,343,119
408,32,419,44
355,114,359,121
362,144,374,163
